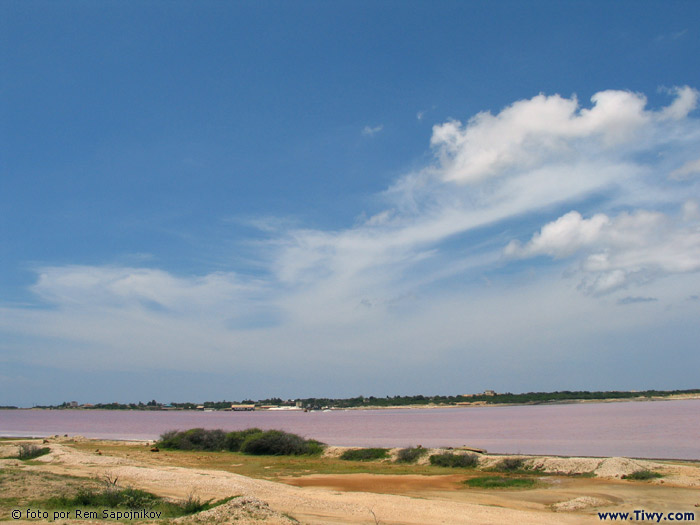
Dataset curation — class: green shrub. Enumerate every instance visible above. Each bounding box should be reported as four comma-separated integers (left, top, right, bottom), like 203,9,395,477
464,476,536,489
224,428,263,452
304,440,326,456
18,444,50,460
159,428,323,455
340,448,389,461
491,457,525,472
624,470,663,480
395,447,428,464
429,452,479,468
157,430,180,449
240,430,324,456
157,428,227,451
184,428,226,451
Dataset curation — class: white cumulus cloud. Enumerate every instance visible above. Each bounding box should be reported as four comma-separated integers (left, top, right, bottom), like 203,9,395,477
431,87,698,184
507,207,700,295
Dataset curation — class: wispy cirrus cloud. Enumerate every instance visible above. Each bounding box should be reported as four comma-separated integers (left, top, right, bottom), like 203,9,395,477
618,296,657,305
654,28,689,43
671,158,700,180
362,124,383,136
3,87,700,399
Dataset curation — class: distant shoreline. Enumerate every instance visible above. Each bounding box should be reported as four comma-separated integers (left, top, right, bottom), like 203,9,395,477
5,392,700,412
347,392,700,410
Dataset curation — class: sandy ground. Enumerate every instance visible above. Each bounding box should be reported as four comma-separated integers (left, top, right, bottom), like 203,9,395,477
2,439,699,524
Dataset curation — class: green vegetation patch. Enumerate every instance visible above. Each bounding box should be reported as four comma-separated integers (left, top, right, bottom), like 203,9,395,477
241,430,324,456
340,448,389,461
158,428,324,456
224,428,266,452
395,447,428,464
624,470,663,480
429,452,479,468
489,457,526,472
45,487,161,510
464,476,536,489
38,487,233,518
18,444,50,460
158,428,230,451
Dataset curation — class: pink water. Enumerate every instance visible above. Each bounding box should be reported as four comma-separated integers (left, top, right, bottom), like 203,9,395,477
2,399,699,459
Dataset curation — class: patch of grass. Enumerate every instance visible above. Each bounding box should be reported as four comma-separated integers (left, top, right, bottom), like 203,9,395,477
0,463,245,520
65,440,467,479
39,486,234,517
624,470,663,480
45,487,160,510
395,447,428,464
464,476,537,489
181,492,214,514
18,444,50,460
340,448,389,461
0,497,21,507
429,452,479,468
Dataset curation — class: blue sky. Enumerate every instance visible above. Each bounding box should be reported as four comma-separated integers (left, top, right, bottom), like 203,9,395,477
2,1,700,405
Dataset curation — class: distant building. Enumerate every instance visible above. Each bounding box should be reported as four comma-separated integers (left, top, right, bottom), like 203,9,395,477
461,391,497,398
230,404,255,411
69,401,78,407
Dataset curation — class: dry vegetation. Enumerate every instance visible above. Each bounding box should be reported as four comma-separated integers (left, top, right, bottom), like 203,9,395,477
1,437,699,524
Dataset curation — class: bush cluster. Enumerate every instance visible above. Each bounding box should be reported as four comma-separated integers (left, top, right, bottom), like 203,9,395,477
157,428,324,456
18,444,50,460
158,428,229,451
240,430,324,456
623,470,663,480
429,452,479,468
395,447,428,464
224,428,265,452
340,448,389,461
491,457,525,472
